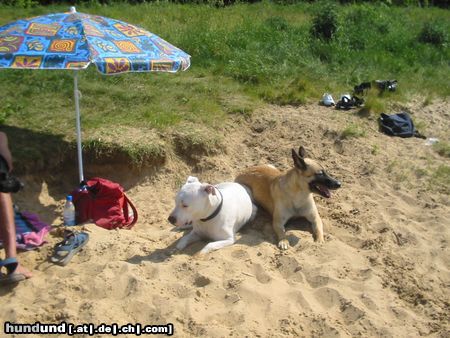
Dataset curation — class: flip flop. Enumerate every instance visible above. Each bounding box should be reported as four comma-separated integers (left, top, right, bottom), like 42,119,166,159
0,257,27,285
50,231,89,266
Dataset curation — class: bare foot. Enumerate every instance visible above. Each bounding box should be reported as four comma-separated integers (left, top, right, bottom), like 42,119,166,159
15,264,32,279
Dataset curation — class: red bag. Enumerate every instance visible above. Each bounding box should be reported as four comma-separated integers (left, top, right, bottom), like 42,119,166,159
71,177,138,230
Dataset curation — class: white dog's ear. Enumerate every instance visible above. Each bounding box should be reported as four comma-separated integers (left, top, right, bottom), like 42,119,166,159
203,184,216,196
186,176,199,184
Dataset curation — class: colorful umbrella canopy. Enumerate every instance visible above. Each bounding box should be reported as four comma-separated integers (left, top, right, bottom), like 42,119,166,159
0,7,190,182
0,7,190,73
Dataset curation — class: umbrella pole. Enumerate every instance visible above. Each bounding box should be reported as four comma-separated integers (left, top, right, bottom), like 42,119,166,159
73,70,84,184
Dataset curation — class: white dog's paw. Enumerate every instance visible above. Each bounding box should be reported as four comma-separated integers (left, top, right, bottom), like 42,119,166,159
199,246,213,255
278,239,290,250
314,233,325,244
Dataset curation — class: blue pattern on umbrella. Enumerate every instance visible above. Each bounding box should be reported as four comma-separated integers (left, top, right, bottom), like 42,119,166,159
0,9,190,74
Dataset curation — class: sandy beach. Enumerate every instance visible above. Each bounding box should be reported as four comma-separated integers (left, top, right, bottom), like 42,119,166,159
2,98,449,337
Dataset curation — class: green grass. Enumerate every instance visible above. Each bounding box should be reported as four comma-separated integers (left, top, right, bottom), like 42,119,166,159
0,2,449,169
172,123,225,161
340,123,366,139
357,91,389,116
433,141,450,158
430,165,450,194
371,144,380,155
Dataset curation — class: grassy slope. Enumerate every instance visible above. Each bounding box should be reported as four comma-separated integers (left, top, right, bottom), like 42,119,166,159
0,2,448,171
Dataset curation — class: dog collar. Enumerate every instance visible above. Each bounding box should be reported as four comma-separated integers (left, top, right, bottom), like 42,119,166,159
200,189,223,222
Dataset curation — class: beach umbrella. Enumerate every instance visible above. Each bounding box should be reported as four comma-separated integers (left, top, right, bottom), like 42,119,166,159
0,7,190,183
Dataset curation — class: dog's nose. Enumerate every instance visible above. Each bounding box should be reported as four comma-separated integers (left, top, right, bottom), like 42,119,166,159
168,215,176,225
334,181,341,188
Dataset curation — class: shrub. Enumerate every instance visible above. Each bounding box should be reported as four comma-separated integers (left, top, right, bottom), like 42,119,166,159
271,0,303,4
1,0,36,7
310,2,340,41
419,21,448,47
264,16,289,31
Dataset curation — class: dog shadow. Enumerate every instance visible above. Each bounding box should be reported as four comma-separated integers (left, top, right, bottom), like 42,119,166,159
126,243,177,264
237,211,314,248
126,227,206,265
128,212,316,265
285,217,316,245
286,216,315,233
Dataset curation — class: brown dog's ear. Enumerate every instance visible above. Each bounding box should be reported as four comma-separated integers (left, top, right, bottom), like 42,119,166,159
298,146,306,158
292,148,307,171
204,185,216,196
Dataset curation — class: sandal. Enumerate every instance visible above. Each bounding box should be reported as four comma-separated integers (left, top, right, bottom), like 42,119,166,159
0,257,27,285
375,79,397,92
336,94,365,110
50,231,89,266
336,94,353,110
353,81,372,95
352,95,365,107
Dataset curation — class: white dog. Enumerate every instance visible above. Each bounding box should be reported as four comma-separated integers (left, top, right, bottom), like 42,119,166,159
168,176,257,254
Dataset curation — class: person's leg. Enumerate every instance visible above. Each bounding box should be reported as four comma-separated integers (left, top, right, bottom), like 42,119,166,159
0,192,32,278
0,132,13,171
0,131,31,279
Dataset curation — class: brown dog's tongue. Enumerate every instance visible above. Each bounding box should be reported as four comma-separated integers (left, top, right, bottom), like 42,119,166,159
319,185,331,198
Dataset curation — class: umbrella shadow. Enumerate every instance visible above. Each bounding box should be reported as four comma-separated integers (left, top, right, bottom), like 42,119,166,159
4,125,70,177
2,125,164,224
3,125,73,224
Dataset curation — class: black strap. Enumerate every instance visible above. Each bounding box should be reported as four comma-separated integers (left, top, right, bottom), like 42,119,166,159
200,189,223,222
414,130,426,139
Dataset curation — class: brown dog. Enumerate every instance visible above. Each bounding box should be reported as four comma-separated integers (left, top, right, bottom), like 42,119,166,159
235,146,341,250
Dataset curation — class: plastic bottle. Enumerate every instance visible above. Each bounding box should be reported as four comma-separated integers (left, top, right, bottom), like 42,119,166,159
63,195,76,226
